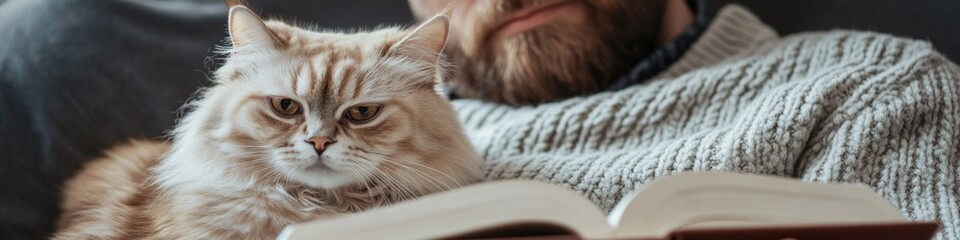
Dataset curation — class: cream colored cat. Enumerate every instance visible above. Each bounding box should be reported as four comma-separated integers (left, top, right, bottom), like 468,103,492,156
53,5,481,239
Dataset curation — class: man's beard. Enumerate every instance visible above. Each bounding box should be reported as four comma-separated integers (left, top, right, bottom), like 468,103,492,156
446,0,665,105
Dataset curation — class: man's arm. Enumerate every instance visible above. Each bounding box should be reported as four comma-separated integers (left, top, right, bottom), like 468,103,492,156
798,46,960,239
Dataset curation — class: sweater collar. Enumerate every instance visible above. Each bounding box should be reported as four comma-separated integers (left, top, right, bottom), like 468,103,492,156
654,4,779,79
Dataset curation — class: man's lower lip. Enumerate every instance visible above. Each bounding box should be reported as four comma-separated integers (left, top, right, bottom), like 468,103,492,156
490,1,582,40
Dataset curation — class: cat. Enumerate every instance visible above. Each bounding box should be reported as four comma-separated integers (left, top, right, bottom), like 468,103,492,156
53,5,481,239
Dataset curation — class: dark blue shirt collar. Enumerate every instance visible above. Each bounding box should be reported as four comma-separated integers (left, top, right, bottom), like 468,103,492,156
608,0,709,91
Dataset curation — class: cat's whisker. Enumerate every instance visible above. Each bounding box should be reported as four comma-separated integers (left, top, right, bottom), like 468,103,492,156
376,168,417,202
231,159,275,175
379,159,450,192
373,170,409,203
366,173,390,205
268,168,288,185
229,145,266,148
249,163,285,186
402,162,463,189
382,167,420,198
346,167,375,201
365,151,464,189
367,170,390,200
368,171,396,205
397,166,448,192
350,158,400,204
351,155,406,198
400,160,465,189
228,158,271,168
226,150,277,156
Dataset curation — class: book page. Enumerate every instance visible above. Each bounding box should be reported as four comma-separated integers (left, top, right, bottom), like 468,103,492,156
607,172,906,238
279,180,613,240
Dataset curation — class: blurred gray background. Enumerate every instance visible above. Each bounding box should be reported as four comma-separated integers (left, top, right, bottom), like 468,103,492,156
708,0,959,61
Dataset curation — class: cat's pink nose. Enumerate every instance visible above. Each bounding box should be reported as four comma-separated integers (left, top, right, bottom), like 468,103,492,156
305,136,335,153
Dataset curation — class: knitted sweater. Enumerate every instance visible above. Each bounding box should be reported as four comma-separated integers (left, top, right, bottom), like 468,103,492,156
452,5,960,239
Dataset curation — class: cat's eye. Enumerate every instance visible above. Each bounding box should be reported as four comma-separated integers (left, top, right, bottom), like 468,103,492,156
268,97,301,117
344,104,382,124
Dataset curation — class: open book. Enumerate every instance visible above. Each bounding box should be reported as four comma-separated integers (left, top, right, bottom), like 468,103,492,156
277,172,936,240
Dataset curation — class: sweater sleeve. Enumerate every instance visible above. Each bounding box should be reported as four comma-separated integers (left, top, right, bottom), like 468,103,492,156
797,44,960,239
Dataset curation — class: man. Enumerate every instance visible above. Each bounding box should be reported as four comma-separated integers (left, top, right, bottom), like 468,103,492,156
408,0,960,239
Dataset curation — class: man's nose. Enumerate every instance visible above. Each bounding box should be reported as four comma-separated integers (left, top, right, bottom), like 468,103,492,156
305,136,335,153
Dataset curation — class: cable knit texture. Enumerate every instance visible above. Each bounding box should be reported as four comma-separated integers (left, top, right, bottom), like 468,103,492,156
452,5,960,239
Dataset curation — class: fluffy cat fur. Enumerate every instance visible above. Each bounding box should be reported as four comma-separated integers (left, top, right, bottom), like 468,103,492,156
53,6,481,239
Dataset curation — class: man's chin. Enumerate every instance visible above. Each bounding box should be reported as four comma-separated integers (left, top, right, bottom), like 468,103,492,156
451,27,615,105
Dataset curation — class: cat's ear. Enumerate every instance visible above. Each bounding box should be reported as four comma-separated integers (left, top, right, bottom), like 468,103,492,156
388,15,450,64
228,6,283,51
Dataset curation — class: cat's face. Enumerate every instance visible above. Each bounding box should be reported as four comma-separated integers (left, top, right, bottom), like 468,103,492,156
186,7,480,192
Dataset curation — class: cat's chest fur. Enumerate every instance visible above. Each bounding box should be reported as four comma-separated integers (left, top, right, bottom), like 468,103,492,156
150,187,329,239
